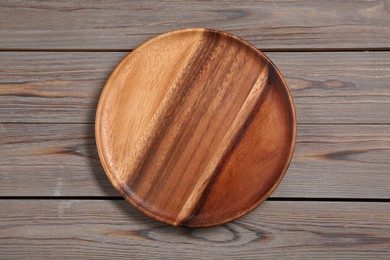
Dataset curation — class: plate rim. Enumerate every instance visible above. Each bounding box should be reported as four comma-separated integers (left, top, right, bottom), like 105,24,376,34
95,28,297,227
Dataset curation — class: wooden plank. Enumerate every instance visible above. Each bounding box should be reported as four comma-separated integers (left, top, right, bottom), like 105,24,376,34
268,52,390,124
1,123,389,198
0,0,389,50
0,200,389,259
0,51,389,124
273,124,390,198
0,124,116,196
0,52,124,124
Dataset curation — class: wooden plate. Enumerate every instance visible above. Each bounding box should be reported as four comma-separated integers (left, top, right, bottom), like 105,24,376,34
96,28,296,227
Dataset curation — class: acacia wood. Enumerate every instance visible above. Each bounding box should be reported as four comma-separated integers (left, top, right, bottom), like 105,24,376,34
95,29,296,226
0,52,389,124
0,200,389,259
0,0,389,50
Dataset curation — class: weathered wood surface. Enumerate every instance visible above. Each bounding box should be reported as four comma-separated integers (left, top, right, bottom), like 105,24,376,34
1,0,389,258
0,0,389,50
1,123,389,198
0,200,389,259
1,51,389,124
0,52,121,124
0,123,114,196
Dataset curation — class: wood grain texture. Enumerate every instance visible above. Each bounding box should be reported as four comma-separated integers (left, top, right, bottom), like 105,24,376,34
1,51,389,124
1,124,389,199
268,52,390,124
0,200,389,259
0,52,124,123
0,0,388,257
0,124,115,196
0,0,389,50
96,29,296,226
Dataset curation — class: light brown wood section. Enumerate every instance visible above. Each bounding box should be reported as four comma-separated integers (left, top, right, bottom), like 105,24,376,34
96,29,295,226
1,51,389,124
0,200,389,259
0,0,389,50
1,124,389,198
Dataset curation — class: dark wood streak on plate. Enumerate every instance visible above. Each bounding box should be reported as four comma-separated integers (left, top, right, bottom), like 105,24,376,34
136,37,242,204
126,31,222,191
186,65,296,226
181,68,274,226
154,47,264,212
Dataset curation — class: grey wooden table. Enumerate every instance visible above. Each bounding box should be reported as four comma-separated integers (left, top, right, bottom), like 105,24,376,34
0,1,389,259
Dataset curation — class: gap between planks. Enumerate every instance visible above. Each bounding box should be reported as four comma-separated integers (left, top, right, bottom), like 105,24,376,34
0,197,389,203
1,122,389,125
1,48,390,53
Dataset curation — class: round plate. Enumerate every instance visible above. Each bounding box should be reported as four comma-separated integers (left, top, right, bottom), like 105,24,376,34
96,28,296,227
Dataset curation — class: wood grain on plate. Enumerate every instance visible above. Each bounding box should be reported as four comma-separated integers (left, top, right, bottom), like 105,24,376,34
1,51,389,124
0,200,389,259
95,29,296,226
0,0,389,50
